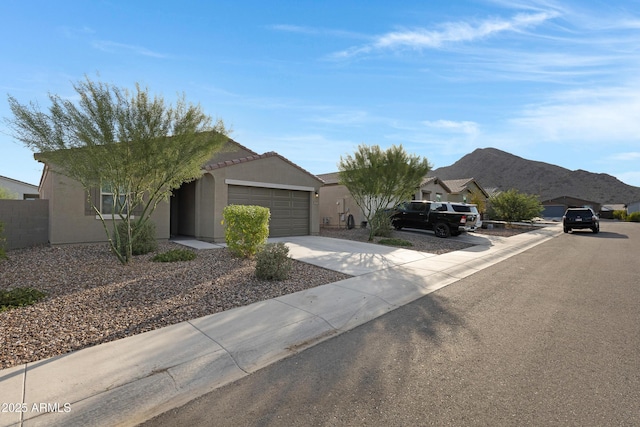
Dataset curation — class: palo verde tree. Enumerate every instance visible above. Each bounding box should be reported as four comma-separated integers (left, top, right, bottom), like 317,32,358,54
489,189,543,222
6,76,229,264
339,144,431,241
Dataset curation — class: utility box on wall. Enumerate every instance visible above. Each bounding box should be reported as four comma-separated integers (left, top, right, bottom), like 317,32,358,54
316,173,367,229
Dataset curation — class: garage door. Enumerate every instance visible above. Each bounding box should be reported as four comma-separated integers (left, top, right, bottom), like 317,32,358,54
228,185,310,237
542,205,566,218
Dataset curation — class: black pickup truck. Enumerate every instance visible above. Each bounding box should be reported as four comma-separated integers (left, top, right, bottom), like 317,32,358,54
388,201,475,238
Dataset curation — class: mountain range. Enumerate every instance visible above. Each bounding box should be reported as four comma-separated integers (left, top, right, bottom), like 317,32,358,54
430,148,640,205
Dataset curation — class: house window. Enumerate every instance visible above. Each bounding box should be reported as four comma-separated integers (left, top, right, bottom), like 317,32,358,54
101,183,128,215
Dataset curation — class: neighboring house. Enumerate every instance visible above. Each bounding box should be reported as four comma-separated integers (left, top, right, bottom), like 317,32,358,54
417,177,488,203
414,177,450,202
37,139,323,246
627,201,640,215
541,196,602,219
316,172,366,229
0,175,39,199
600,204,626,219
317,172,488,229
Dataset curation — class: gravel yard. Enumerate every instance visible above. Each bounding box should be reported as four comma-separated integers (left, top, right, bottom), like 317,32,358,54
0,242,349,370
0,225,535,370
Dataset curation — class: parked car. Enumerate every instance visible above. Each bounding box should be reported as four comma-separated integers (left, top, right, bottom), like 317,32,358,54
388,201,477,238
468,205,482,231
429,201,481,231
563,207,599,233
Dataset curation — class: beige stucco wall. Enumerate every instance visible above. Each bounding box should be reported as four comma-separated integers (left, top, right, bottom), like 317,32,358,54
416,181,450,201
39,143,321,245
447,182,485,203
199,156,322,242
43,169,169,246
318,183,367,228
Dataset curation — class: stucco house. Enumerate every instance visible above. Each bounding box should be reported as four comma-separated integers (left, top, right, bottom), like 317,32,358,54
0,175,39,199
317,172,488,229
417,177,488,203
540,196,602,219
626,201,640,215
37,139,323,246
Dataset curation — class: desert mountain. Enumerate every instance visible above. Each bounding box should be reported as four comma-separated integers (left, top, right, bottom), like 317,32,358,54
429,148,640,204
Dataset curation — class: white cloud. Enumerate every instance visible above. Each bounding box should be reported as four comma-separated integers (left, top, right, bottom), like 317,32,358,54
269,24,367,40
608,152,640,161
309,110,370,125
58,25,95,38
269,24,316,34
509,85,640,143
423,120,479,136
331,12,557,59
92,40,168,58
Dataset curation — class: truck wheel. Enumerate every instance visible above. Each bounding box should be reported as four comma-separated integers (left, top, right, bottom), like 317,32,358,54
563,227,569,233
393,220,403,230
434,222,450,238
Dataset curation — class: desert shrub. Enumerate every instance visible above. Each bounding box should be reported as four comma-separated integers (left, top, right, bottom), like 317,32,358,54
378,238,413,247
627,212,640,222
489,189,543,222
114,220,158,256
223,205,270,258
152,249,197,262
255,242,292,281
613,210,627,221
0,186,18,199
371,210,392,238
0,221,6,260
0,287,47,312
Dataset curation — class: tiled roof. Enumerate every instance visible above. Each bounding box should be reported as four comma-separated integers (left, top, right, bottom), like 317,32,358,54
442,178,475,194
316,172,340,185
204,152,273,170
0,175,38,188
224,137,258,156
420,176,437,186
204,151,324,183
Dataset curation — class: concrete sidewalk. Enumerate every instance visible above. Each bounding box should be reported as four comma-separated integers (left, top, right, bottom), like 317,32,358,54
0,225,561,427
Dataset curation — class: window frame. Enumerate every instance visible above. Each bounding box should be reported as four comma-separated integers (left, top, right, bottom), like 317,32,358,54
97,183,133,219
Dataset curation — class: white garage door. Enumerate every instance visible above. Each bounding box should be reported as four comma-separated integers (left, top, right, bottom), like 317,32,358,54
228,185,310,237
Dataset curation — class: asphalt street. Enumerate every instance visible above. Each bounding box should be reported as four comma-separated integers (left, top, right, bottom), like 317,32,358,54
142,221,640,427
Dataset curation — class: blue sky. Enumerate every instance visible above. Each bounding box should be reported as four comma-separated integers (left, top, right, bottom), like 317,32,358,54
2,0,640,188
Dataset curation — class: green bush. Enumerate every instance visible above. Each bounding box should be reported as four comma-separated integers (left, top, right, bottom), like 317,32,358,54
378,238,413,247
628,212,640,222
0,221,6,260
371,210,393,237
222,205,270,258
613,210,627,221
0,287,47,312
489,189,543,222
255,242,292,280
114,220,158,256
152,248,197,262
